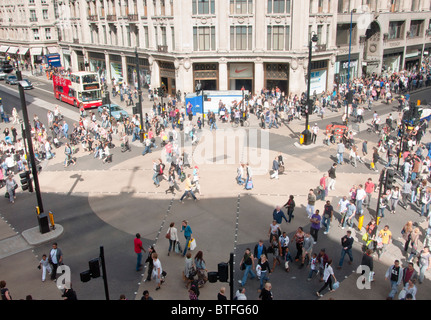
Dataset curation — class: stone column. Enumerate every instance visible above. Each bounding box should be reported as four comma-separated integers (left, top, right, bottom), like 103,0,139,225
254,60,264,95
121,53,128,84
70,49,79,72
105,51,111,84
218,58,228,91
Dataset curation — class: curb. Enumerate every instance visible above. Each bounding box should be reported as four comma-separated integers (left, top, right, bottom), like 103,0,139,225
21,224,64,246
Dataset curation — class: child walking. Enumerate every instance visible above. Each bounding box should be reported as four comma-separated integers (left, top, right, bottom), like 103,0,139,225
38,254,52,282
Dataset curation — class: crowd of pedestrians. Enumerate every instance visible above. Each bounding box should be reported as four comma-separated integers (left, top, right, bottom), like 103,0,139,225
2,56,431,301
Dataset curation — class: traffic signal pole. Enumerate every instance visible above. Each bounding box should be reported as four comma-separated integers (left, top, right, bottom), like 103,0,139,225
16,69,44,213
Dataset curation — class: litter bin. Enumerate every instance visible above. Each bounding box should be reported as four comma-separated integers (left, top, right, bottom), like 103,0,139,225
37,214,50,234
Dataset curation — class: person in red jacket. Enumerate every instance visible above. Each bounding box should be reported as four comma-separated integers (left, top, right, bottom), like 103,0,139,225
364,178,375,208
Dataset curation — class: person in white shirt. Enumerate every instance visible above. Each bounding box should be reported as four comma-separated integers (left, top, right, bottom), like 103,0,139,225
355,184,367,215
311,124,319,144
152,252,164,290
38,254,52,282
338,196,349,227
166,222,179,256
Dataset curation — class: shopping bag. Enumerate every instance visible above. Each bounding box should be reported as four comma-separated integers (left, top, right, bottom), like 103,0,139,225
189,238,197,251
245,179,253,190
362,233,369,242
370,162,375,169
175,241,182,254
256,265,262,277
332,281,340,290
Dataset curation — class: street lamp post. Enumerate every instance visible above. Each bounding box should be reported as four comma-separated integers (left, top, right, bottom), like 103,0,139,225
304,33,318,145
16,69,44,213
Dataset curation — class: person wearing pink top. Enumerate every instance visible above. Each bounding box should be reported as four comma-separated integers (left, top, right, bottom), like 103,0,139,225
364,178,375,208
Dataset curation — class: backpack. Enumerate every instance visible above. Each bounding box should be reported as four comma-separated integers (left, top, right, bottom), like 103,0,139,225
189,280,200,299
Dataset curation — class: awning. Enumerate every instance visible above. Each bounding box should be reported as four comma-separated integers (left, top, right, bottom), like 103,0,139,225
0,45,9,53
7,47,19,54
18,47,29,55
30,47,42,55
47,46,59,54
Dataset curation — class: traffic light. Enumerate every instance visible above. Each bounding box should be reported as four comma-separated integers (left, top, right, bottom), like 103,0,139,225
2,59,14,74
157,87,164,97
132,103,139,115
385,169,395,192
19,170,33,192
89,258,101,278
80,270,91,283
217,262,228,282
301,103,307,116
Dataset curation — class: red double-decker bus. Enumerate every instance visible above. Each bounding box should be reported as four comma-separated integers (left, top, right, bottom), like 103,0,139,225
53,71,102,109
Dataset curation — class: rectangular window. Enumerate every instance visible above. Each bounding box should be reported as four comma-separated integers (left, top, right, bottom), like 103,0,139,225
45,28,51,40
336,23,350,46
33,28,39,40
409,20,423,37
126,26,131,46
192,0,215,15
171,27,175,51
267,26,286,50
317,25,323,44
144,26,149,48
30,9,37,22
268,0,290,14
230,0,253,14
231,26,252,50
388,21,404,40
193,26,215,51
43,9,48,20
154,26,159,47
161,26,167,46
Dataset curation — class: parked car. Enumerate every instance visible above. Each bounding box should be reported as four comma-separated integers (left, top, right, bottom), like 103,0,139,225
0,67,7,80
20,79,33,90
5,75,18,85
97,103,129,121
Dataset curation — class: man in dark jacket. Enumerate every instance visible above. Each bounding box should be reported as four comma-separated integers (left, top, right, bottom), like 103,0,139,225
272,206,288,224
254,240,267,264
49,242,63,281
144,246,156,282
337,230,354,269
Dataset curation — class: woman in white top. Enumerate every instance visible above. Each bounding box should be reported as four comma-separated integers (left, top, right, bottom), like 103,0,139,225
167,222,179,256
151,252,163,290
389,186,401,214
316,259,337,297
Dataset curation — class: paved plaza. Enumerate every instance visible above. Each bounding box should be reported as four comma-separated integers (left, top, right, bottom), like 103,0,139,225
0,71,431,302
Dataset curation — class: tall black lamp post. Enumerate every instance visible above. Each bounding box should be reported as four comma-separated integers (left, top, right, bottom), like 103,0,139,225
303,32,318,145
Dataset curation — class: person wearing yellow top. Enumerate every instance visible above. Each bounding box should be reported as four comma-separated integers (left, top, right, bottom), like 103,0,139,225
179,174,198,203
377,225,392,259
